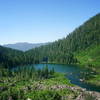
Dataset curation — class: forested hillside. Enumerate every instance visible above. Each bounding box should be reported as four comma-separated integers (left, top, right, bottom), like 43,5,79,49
0,14,100,68
25,13,100,66
0,46,26,68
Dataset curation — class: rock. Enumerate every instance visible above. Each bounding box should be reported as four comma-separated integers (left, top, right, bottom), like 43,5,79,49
81,88,86,92
91,72,94,74
76,93,83,100
8,96,13,100
27,98,31,100
91,91,100,100
79,79,84,82
22,86,29,93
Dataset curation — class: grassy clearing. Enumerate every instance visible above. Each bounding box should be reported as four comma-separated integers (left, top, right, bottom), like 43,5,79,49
75,44,100,67
75,44,100,87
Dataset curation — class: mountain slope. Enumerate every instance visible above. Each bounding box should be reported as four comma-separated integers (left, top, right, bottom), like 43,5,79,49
0,46,25,67
1,14,100,67
3,42,47,51
75,44,100,67
25,13,100,66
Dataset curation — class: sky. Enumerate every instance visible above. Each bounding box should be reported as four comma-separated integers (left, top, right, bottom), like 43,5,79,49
0,0,100,45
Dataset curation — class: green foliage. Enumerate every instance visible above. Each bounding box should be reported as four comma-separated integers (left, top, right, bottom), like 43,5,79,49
0,13,100,100
37,66,55,79
0,66,77,100
75,44,100,67
26,90,62,100
0,46,26,68
25,13,100,65
86,73,100,87
0,14,100,68
0,66,55,100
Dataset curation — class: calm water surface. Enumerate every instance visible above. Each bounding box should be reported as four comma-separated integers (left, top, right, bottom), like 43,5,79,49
33,64,100,92
16,64,100,92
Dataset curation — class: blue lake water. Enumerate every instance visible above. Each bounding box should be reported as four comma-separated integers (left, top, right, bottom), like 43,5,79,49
15,63,100,92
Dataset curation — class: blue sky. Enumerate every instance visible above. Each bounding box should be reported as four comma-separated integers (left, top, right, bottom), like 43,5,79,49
0,0,100,44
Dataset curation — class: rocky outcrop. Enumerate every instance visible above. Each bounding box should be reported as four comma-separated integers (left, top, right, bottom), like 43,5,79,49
21,82,100,100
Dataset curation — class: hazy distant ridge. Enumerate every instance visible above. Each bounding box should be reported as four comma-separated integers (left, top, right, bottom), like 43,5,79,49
3,42,47,51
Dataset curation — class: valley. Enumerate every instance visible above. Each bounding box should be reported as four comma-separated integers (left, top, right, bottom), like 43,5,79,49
0,13,100,100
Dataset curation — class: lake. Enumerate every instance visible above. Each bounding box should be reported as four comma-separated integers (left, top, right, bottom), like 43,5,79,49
16,64,100,92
